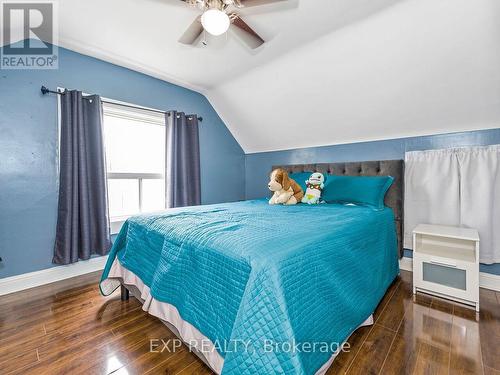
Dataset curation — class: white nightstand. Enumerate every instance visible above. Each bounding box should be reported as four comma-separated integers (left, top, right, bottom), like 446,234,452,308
412,224,480,311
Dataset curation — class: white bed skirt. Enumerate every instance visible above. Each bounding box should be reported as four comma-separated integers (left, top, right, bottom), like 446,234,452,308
108,259,374,375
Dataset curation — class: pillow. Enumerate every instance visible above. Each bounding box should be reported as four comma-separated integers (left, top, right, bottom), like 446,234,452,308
322,175,393,209
289,172,314,192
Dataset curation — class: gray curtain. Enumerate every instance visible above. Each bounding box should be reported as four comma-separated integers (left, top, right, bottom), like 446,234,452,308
53,90,111,265
165,111,201,208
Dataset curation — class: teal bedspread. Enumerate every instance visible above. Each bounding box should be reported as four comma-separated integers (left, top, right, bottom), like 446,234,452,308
100,199,398,374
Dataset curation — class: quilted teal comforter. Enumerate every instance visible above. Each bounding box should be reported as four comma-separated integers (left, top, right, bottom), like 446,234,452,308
100,199,398,374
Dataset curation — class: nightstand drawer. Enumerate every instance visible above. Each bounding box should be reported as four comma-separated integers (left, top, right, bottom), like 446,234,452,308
422,261,466,290
413,252,478,303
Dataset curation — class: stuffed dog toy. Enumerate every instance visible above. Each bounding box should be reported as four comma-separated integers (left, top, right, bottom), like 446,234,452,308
301,172,326,204
268,168,304,205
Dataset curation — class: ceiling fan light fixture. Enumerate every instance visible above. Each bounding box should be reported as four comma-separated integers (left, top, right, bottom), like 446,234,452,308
201,9,230,36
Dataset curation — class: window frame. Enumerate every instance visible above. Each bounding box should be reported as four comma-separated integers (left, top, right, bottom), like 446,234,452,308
102,102,167,233
106,172,164,216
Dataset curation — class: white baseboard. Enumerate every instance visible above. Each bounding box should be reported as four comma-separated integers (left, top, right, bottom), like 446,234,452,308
399,257,413,272
399,256,500,292
480,272,500,292
0,256,108,296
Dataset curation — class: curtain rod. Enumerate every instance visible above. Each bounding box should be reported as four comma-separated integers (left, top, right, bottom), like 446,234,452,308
40,86,203,122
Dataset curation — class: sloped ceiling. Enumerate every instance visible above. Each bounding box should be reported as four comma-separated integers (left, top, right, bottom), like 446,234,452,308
8,0,500,153
209,0,500,152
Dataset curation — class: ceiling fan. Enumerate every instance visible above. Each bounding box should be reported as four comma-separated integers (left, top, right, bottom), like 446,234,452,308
176,0,286,49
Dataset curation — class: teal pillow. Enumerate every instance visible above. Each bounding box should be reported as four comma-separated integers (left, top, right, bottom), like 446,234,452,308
289,172,313,192
322,175,393,209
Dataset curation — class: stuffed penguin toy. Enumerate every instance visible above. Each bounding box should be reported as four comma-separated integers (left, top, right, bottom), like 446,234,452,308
301,172,326,204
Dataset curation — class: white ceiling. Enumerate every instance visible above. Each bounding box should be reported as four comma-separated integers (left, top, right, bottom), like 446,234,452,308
208,0,500,152
55,0,403,89
10,0,500,152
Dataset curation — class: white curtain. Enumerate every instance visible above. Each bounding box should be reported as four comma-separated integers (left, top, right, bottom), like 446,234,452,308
458,146,500,263
404,149,461,248
404,145,500,264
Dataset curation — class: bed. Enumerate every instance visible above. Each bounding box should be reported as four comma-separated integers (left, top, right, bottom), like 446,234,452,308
100,160,404,375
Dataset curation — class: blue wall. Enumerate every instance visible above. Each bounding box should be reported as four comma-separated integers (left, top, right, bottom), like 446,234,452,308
245,129,500,275
0,45,244,278
2,43,499,279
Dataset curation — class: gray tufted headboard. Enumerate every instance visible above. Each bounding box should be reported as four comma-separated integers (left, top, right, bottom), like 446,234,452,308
272,160,404,258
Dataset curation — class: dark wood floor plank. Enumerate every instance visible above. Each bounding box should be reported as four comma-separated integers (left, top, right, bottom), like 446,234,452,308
44,296,142,334
0,301,147,368
413,340,450,375
0,271,100,306
0,324,45,353
421,304,454,351
37,327,117,361
0,296,98,333
69,321,176,374
485,366,500,375
21,317,164,374
178,359,215,375
373,277,400,322
109,343,187,375
345,324,396,375
379,332,419,375
1,268,498,375
0,349,39,375
396,300,429,338
413,292,433,307
453,303,479,321
479,292,500,371
376,281,412,332
0,326,60,364
143,347,199,374
0,284,99,321
449,312,483,375
384,290,457,375
326,324,373,374
53,281,100,300
430,296,454,314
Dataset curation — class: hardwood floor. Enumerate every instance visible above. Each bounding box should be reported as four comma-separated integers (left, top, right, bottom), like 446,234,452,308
0,270,499,374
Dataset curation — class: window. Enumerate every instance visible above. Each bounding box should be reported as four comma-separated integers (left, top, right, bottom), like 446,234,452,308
102,102,166,229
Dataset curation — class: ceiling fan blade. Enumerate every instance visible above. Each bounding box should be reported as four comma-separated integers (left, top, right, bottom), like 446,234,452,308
179,0,207,10
231,16,264,49
238,0,287,7
178,16,204,45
